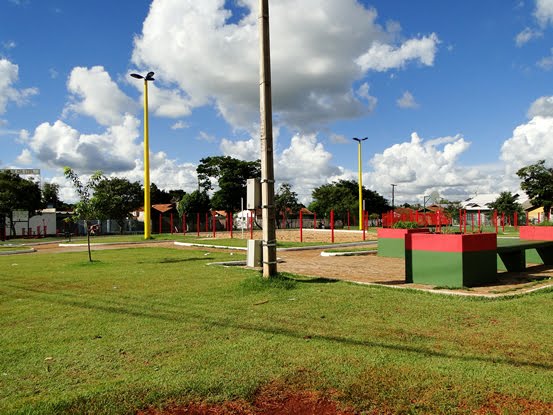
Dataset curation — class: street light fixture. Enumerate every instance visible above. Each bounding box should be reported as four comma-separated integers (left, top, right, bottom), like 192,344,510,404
130,71,155,239
353,137,368,230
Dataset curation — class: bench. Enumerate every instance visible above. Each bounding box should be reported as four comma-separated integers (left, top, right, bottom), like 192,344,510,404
497,240,553,272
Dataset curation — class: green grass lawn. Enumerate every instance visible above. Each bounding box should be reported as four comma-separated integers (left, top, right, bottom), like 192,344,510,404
1,247,552,414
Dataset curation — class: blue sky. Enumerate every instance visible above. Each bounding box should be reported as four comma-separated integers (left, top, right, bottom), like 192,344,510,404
2,0,553,205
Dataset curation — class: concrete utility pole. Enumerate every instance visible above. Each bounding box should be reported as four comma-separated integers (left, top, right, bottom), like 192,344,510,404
259,0,277,277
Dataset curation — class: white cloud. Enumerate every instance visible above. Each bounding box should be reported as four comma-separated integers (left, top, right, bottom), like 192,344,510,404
537,48,553,70
220,137,259,161
275,133,343,201
355,33,439,72
329,133,349,144
171,120,189,130
0,58,38,114
24,115,141,173
366,132,492,202
396,91,419,109
501,115,553,174
515,27,542,46
527,95,553,117
197,131,216,143
356,82,378,111
15,148,32,165
63,66,136,126
133,81,192,118
2,40,16,49
132,0,439,132
535,0,553,27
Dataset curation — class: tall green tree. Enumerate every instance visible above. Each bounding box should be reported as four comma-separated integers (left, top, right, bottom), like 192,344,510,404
275,183,300,228
197,156,261,211
439,199,463,221
42,182,60,208
488,191,524,219
308,180,389,222
150,183,173,205
0,171,42,237
92,177,143,234
177,190,210,217
64,167,103,262
517,160,553,218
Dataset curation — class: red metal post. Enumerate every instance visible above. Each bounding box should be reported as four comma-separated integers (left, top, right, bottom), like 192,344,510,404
347,210,350,230
362,210,366,241
205,212,209,232
229,212,233,238
478,209,481,231
212,214,216,238
464,210,467,234
197,213,200,236
313,212,317,229
459,209,462,233
158,214,162,234
330,209,335,243
502,212,505,233
494,210,498,234
299,209,303,243
514,212,518,229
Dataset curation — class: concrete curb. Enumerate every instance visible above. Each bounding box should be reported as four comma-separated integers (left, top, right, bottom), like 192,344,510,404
320,250,377,257
59,240,171,247
0,248,36,255
174,241,247,250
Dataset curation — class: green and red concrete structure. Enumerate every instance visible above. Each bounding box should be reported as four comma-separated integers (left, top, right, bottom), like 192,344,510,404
405,233,498,287
377,228,430,258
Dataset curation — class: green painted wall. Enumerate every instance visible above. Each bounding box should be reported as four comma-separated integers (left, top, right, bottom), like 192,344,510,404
378,238,405,258
409,250,497,288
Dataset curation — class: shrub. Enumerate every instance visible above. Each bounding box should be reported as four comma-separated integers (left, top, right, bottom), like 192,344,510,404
391,221,419,229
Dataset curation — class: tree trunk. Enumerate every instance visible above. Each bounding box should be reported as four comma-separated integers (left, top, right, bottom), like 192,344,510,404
86,221,92,262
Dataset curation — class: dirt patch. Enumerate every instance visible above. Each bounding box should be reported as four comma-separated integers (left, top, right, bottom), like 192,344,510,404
137,384,357,415
472,392,553,414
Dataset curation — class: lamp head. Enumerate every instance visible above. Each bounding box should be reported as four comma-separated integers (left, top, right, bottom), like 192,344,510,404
145,72,155,81
130,73,143,79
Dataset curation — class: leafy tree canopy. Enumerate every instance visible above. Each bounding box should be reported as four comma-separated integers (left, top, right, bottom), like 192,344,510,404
177,190,211,216
308,179,389,221
488,191,524,217
64,167,104,261
42,182,60,208
0,171,42,236
517,160,553,217
0,171,42,216
275,183,300,215
92,177,143,233
439,199,462,219
197,156,261,211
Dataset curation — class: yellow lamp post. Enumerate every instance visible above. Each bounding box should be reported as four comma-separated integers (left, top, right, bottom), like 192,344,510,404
130,71,155,239
353,137,368,230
